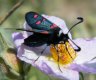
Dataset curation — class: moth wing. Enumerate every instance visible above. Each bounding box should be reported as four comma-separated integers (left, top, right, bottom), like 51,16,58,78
24,33,50,47
25,12,60,34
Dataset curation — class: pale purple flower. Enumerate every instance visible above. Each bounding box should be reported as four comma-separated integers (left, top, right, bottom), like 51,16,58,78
12,14,96,80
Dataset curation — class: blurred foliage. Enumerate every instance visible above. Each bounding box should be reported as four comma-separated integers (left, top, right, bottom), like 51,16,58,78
0,0,96,80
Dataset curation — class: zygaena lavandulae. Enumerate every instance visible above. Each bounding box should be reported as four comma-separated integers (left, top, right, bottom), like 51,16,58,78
16,12,83,72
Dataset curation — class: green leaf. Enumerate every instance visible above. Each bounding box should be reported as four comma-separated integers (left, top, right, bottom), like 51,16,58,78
0,28,14,48
0,32,8,53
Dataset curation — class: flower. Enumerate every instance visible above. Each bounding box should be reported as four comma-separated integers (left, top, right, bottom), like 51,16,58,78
12,14,96,80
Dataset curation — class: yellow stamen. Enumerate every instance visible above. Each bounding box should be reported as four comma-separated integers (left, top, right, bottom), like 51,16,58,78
50,42,77,65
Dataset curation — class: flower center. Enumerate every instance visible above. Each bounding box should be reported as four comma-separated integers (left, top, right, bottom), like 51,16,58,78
50,42,77,65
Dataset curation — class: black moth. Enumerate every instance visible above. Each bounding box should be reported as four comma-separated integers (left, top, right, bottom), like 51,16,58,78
17,12,83,72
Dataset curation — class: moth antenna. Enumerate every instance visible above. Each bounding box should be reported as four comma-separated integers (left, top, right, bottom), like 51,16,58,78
54,46,62,72
16,28,34,32
4,28,46,33
2,28,33,32
69,38,81,51
67,17,84,34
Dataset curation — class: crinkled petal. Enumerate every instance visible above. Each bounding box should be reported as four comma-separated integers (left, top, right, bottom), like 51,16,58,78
42,15,69,34
23,22,33,38
37,61,79,80
70,38,96,73
12,32,24,48
18,45,79,80
43,15,72,39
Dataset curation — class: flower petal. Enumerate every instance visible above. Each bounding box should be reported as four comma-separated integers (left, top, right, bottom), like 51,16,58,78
37,61,79,80
42,15,68,33
70,37,96,73
74,37,96,64
12,32,24,48
17,44,79,80
23,22,33,38
42,15,72,39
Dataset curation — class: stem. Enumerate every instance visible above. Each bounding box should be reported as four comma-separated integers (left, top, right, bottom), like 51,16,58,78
0,0,24,25
79,72,84,80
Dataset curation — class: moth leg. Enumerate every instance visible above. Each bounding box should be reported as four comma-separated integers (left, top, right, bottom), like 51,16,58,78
34,45,48,62
65,43,74,60
58,42,74,60
69,39,81,52
54,45,62,72
74,47,81,52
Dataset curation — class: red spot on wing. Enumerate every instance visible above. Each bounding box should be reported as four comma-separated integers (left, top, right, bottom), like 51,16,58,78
34,14,38,18
40,31,49,34
36,21,41,25
50,24,58,28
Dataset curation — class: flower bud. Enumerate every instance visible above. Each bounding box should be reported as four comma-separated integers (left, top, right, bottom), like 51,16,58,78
1,48,23,78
